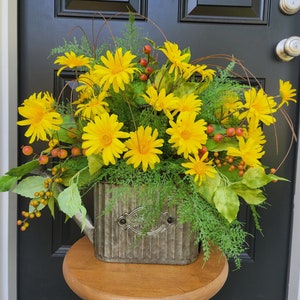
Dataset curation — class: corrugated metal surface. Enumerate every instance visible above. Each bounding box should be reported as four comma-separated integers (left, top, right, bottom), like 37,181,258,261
94,183,199,265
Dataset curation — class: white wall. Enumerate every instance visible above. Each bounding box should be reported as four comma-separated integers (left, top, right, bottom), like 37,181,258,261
0,1,299,300
288,140,300,300
0,0,18,299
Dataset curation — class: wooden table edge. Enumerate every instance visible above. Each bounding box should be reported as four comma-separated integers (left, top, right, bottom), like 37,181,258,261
63,237,229,300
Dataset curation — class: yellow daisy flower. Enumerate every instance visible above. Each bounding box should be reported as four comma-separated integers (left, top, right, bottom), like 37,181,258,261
183,64,215,81
124,126,164,172
76,70,102,91
244,119,267,145
195,65,216,81
75,91,109,120
216,91,242,123
54,51,91,76
172,93,202,116
182,152,217,185
74,71,101,105
82,113,129,165
278,80,297,108
17,92,63,143
93,48,138,93
44,139,59,153
239,88,277,126
227,136,265,167
166,113,207,159
142,86,178,119
159,41,190,80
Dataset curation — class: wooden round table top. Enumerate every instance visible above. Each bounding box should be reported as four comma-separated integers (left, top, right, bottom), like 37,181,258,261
63,236,229,300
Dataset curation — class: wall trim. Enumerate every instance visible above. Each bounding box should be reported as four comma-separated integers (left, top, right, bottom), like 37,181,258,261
288,139,300,299
0,0,18,299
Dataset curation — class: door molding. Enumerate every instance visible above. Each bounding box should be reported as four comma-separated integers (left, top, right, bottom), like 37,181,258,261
0,0,18,299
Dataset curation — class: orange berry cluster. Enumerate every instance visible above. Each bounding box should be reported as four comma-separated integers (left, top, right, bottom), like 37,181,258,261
17,167,66,231
138,44,153,82
22,143,84,167
212,152,247,177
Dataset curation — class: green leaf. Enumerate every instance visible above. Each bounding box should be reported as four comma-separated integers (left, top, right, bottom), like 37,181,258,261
206,138,238,152
63,156,89,171
0,175,18,191
13,176,45,198
57,114,77,144
231,183,266,205
87,154,103,175
242,167,288,189
217,165,241,183
47,197,56,218
181,46,191,63
78,206,87,231
57,183,82,217
6,160,39,178
51,182,62,199
28,201,46,213
213,186,240,223
197,173,221,204
154,65,173,93
174,82,199,97
60,157,89,187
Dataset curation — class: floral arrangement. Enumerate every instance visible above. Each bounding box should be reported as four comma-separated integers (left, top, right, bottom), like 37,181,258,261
0,16,297,266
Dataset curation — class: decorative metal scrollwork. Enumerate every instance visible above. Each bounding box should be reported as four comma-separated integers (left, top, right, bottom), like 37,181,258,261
117,207,175,236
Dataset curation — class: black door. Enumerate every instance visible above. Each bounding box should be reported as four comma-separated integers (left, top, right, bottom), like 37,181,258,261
18,1,300,299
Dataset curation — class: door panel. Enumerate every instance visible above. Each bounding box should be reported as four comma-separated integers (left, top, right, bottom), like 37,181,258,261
180,0,269,24
18,1,299,299
56,0,147,18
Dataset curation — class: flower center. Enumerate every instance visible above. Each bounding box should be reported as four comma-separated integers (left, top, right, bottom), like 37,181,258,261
194,162,205,175
181,130,191,140
139,142,150,154
32,110,45,125
101,134,112,146
111,63,123,75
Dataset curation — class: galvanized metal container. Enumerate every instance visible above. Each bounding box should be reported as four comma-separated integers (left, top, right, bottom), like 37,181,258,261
94,183,199,265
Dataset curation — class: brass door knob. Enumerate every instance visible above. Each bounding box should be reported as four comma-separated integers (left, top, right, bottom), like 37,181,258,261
276,36,300,61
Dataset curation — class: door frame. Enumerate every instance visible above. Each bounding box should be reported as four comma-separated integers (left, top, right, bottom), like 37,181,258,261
0,1,299,299
289,144,300,300
0,0,18,299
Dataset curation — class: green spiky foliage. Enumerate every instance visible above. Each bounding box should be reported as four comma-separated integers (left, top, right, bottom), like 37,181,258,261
49,13,146,60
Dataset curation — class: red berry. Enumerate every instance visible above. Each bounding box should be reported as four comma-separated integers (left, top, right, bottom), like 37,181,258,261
145,66,153,74
51,148,60,157
139,58,148,67
235,127,244,136
38,155,49,165
213,133,223,143
198,146,208,157
206,124,214,134
140,73,148,81
71,147,81,157
22,145,33,156
226,127,236,137
143,45,152,54
238,170,244,177
57,149,68,159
